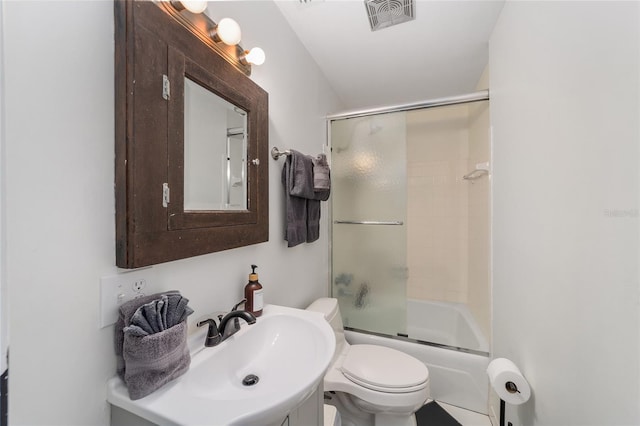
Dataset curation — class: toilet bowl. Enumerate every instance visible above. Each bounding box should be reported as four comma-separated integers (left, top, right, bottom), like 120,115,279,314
307,298,430,426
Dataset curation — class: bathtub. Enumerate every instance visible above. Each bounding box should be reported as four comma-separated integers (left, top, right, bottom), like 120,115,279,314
342,299,490,414
406,298,489,353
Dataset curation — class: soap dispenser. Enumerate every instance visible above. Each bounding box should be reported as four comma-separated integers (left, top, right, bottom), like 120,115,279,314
244,264,263,317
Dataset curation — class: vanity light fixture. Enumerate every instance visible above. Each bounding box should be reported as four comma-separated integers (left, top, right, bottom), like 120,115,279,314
170,0,208,14
241,47,266,66
210,17,242,46
160,1,253,75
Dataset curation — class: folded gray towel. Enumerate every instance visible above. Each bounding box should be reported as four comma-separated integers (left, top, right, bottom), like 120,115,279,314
312,154,331,191
125,293,194,337
166,292,192,327
282,150,331,247
114,291,193,400
123,320,189,400
115,291,177,379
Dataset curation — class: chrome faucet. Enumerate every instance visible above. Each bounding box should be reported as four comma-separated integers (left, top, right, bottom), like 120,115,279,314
196,299,257,347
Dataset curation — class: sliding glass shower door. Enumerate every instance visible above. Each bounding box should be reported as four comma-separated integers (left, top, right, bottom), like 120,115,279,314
330,97,491,354
331,111,408,337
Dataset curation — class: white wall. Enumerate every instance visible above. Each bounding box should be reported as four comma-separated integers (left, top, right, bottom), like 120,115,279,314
490,2,639,425
3,1,341,425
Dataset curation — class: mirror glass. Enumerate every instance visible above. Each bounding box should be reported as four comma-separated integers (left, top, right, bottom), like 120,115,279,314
184,77,248,211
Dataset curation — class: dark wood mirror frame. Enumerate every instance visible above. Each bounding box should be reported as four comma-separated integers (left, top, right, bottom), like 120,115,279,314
115,1,269,268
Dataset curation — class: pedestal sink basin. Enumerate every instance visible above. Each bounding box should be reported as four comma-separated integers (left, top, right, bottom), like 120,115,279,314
107,304,335,425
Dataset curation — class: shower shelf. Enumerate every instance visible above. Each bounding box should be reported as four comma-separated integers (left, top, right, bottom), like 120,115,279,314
463,161,490,181
334,220,404,226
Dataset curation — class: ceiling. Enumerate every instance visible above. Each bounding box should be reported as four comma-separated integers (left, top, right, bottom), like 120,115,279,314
275,0,505,112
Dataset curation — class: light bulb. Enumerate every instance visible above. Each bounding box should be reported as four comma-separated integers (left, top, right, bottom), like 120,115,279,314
181,1,207,14
216,18,242,46
245,47,265,66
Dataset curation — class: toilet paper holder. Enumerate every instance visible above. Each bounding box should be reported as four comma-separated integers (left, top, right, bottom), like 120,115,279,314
505,381,520,394
487,358,531,426
499,381,522,426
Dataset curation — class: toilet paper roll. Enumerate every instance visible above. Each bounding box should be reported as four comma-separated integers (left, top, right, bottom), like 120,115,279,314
486,358,531,405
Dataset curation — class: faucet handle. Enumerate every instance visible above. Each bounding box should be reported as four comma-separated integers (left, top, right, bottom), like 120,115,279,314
232,298,247,311
196,318,217,328
197,318,221,347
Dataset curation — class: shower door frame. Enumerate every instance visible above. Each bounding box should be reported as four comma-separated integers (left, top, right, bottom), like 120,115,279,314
326,89,491,357
327,90,489,121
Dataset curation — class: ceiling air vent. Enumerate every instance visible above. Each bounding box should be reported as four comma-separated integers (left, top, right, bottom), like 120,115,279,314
364,0,415,31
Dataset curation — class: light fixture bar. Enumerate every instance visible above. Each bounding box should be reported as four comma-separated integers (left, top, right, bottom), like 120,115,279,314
159,2,253,75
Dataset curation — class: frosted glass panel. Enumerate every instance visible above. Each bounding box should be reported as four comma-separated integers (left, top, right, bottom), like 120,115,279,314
331,112,407,336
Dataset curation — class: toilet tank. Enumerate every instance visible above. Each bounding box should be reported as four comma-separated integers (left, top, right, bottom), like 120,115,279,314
306,298,347,360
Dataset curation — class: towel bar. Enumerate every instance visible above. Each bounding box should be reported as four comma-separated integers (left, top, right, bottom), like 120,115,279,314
334,220,404,226
271,147,291,160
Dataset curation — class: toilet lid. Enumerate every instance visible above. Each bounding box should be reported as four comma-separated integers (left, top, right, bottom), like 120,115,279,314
341,345,429,393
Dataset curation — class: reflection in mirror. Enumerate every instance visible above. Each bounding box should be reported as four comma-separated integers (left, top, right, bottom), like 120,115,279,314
184,77,247,211
226,129,247,208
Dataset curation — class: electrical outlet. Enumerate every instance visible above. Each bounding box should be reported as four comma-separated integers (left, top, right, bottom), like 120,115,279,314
100,268,157,328
132,279,146,293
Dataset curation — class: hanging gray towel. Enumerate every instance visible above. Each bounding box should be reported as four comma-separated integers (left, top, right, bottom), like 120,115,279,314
114,291,193,400
312,153,331,191
282,150,330,247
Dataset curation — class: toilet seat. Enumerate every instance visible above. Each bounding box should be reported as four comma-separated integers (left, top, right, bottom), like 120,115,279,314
341,345,429,393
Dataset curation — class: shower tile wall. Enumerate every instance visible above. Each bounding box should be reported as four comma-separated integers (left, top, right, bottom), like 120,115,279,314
406,92,490,342
407,106,470,303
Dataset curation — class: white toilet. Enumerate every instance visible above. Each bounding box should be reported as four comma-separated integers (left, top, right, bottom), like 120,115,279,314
307,298,430,426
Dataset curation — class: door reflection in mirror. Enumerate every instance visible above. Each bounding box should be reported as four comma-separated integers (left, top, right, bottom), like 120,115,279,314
184,77,248,211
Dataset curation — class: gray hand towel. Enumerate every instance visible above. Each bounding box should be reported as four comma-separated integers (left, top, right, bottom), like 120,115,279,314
312,154,331,191
288,150,330,201
125,293,195,337
165,292,192,326
123,320,190,400
114,291,193,400
115,291,178,379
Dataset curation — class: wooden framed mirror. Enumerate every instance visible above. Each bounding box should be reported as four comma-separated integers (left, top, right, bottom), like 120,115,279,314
115,1,269,268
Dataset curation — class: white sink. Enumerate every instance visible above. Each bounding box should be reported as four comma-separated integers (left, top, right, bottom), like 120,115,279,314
107,304,335,426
